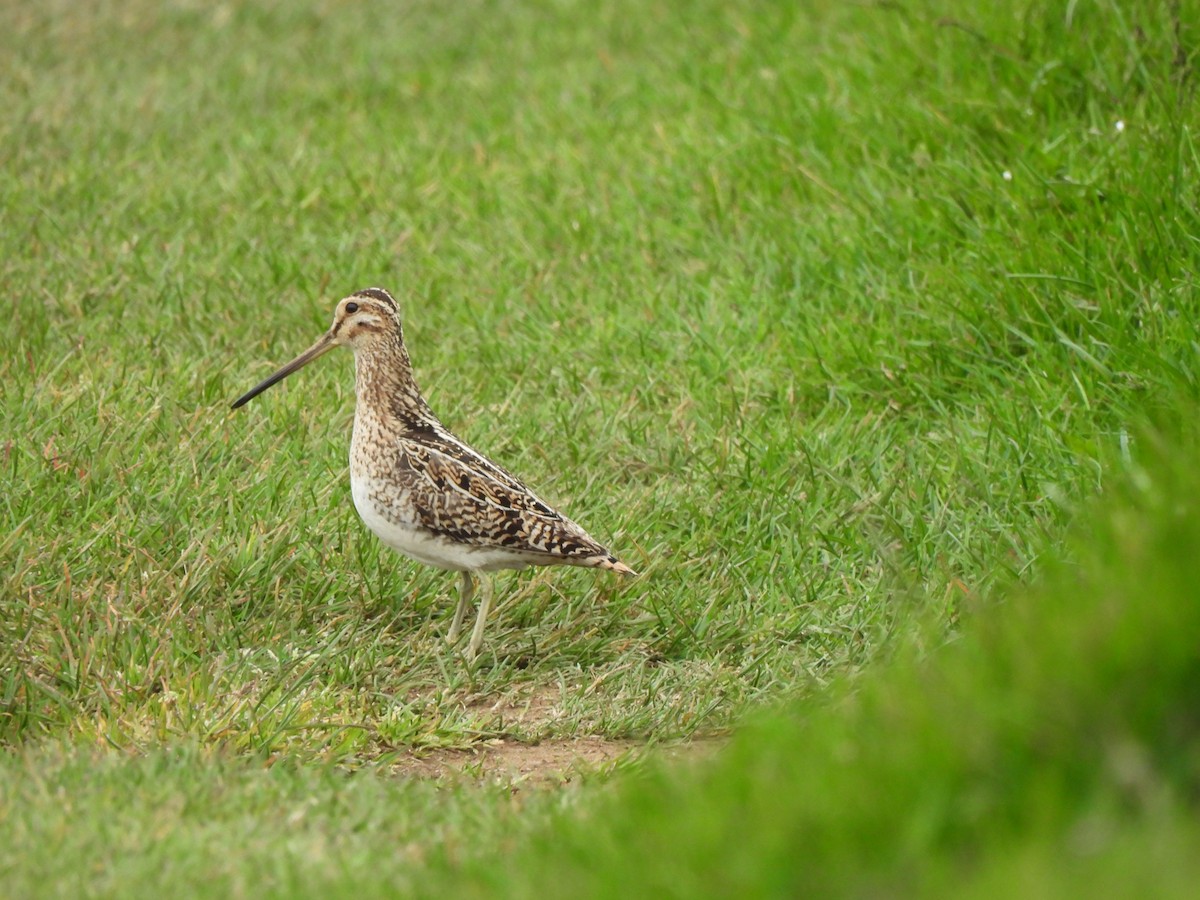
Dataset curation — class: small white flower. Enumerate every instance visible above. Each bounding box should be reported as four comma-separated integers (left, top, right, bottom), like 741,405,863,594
1002,170,1013,181
1115,120,1125,133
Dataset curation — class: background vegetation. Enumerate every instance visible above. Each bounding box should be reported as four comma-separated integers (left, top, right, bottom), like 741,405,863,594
1,0,1196,894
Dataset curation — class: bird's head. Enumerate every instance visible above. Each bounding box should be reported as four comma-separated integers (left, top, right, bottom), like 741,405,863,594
231,287,405,409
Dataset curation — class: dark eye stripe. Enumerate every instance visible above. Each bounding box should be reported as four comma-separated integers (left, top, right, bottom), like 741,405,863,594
353,288,397,310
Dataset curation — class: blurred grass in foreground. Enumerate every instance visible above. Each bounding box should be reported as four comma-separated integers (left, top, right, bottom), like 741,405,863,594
454,414,1200,897
0,0,1198,894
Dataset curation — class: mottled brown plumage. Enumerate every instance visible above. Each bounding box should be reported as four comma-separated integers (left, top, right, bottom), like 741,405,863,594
232,287,635,659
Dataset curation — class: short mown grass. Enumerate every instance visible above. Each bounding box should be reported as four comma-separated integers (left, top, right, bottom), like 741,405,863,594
2,0,1198,894
446,417,1200,898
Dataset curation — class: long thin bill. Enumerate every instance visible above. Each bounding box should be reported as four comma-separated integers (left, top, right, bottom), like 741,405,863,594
230,334,336,409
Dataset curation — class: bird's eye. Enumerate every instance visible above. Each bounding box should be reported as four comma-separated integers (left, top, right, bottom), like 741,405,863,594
345,301,359,313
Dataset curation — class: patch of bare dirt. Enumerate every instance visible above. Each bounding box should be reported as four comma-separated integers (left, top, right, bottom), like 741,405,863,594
388,682,726,783
389,733,727,784
462,683,567,732
391,735,642,783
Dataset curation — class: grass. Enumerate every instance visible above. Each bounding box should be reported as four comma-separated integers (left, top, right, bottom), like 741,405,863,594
452,420,1200,897
1,0,1198,894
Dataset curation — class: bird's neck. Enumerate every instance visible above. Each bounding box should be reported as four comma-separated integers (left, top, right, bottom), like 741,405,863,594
352,333,439,431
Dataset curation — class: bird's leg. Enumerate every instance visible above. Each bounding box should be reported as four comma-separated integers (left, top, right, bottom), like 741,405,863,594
448,570,473,644
466,572,492,662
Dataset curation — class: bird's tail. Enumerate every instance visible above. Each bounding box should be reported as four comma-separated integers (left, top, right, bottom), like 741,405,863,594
600,556,637,577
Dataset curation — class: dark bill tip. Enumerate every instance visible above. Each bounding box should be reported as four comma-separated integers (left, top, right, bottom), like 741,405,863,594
230,334,336,410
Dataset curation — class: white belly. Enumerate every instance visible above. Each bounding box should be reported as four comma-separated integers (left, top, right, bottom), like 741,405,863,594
350,475,446,566
349,474,533,572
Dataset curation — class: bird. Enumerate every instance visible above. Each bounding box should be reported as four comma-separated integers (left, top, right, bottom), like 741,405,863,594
231,287,636,660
